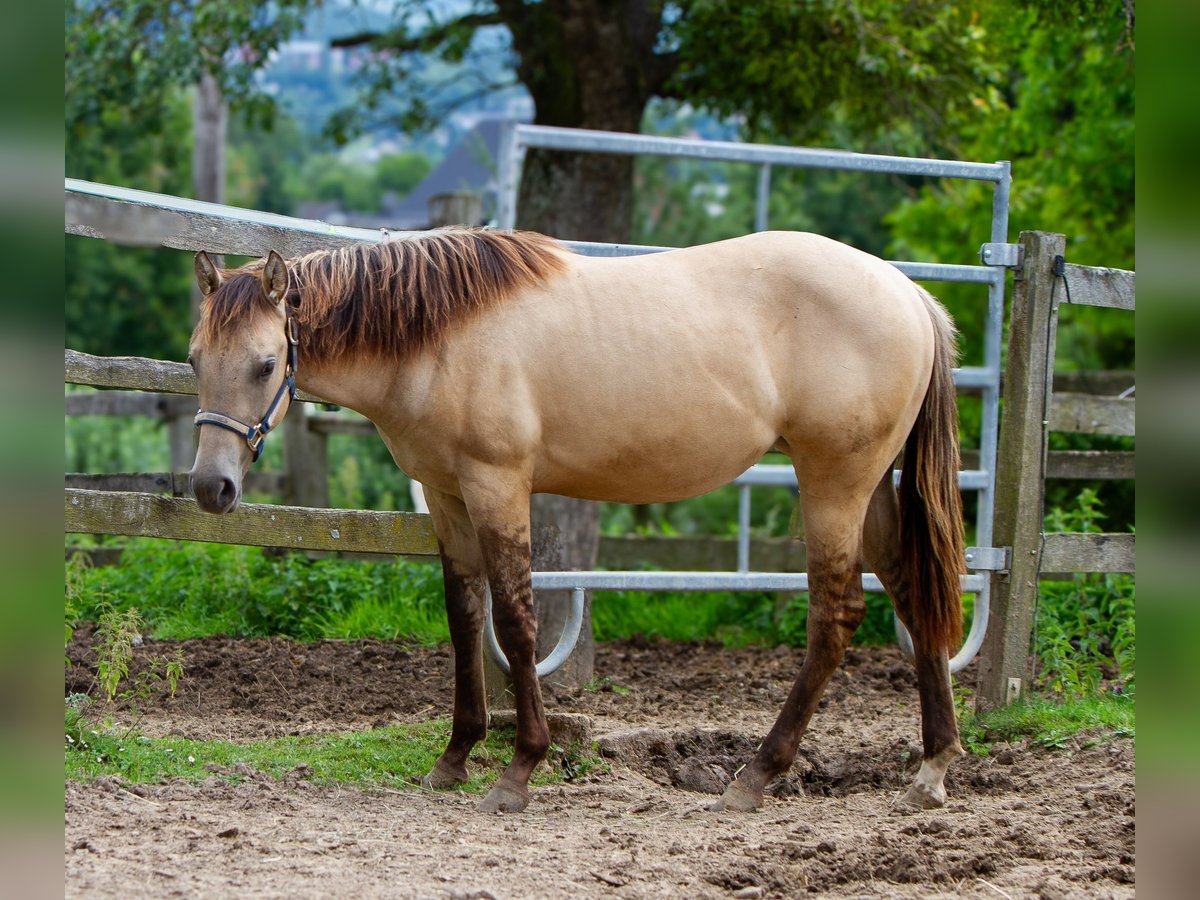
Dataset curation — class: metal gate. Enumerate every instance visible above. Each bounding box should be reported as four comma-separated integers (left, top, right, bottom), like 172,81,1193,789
494,125,1015,674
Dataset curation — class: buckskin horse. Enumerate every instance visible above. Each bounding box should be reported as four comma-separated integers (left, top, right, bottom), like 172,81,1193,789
187,229,966,814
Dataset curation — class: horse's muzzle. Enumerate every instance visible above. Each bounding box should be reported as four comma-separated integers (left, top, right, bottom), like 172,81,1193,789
192,472,241,514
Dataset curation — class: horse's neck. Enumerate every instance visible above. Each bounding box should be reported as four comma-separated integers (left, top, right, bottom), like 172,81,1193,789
296,355,401,423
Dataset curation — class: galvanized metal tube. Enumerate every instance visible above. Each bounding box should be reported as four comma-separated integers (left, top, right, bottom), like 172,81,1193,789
496,121,520,231
514,125,1009,182
483,586,586,678
755,164,771,232
737,484,752,573
530,570,986,594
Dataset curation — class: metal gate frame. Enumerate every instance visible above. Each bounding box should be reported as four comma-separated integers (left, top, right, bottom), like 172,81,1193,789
495,124,1014,674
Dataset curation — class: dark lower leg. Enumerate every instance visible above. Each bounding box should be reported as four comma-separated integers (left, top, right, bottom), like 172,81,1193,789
717,550,865,810
425,565,488,787
477,527,549,812
863,477,961,807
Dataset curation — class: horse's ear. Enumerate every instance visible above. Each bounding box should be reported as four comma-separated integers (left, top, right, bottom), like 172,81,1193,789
194,251,222,297
261,250,290,307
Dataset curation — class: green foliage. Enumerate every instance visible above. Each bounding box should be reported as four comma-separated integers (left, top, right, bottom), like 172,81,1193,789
70,541,448,644
90,605,185,710
888,0,1134,371
669,0,999,149
66,1,310,134
94,606,140,702
1035,489,1135,697
591,587,898,649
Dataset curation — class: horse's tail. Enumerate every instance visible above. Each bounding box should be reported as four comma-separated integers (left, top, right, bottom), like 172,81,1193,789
899,287,966,653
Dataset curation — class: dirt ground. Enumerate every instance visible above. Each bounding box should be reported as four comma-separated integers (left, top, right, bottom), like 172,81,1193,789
65,631,1135,898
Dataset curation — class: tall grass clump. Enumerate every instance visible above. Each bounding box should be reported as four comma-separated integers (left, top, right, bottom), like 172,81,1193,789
69,540,447,644
1034,488,1135,697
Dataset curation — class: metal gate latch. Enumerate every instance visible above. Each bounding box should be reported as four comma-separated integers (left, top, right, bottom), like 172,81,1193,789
979,243,1023,267
965,546,1010,572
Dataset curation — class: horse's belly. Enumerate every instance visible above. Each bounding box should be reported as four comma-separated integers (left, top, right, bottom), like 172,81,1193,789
532,413,778,504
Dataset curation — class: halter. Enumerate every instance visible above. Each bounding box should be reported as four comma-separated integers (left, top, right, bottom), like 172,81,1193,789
194,317,299,462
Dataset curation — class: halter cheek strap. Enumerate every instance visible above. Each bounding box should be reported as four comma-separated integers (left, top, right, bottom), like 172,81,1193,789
194,317,299,463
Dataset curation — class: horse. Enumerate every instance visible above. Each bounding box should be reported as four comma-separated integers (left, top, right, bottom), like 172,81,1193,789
187,228,966,814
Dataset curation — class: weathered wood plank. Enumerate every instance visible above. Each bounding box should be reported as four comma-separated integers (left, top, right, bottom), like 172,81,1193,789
284,405,330,508
66,188,386,258
66,473,184,494
307,412,379,438
66,391,180,418
65,349,326,402
64,488,438,555
1045,450,1135,481
1050,393,1136,436
65,472,285,496
67,349,196,394
1052,370,1134,396
1063,263,1135,310
1041,532,1135,575
597,534,807,573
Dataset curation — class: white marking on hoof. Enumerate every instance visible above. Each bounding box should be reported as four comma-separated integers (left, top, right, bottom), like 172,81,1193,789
899,779,946,810
897,744,961,810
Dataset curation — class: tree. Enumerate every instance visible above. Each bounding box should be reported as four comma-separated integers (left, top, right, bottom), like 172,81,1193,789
332,0,997,240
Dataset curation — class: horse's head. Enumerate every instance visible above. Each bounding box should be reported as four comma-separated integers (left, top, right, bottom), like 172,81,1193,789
189,249,297,514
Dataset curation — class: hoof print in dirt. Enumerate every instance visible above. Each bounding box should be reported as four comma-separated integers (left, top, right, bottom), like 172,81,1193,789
671,758,730,795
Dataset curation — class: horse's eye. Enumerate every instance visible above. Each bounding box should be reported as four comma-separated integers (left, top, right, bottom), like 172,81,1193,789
259,359,277,379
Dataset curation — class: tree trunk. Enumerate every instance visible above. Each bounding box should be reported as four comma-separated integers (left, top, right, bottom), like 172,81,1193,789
178,71,227,475
495,0,667,690
190,70,226,324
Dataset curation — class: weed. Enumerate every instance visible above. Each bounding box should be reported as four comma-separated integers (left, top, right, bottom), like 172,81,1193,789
958,693,1134,754
1036,490,1135,698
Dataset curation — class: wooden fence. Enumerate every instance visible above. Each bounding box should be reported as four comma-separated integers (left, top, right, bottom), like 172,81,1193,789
976,231,1135,708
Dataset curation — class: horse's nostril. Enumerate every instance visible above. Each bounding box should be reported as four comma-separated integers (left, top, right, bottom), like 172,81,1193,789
217,477,237,508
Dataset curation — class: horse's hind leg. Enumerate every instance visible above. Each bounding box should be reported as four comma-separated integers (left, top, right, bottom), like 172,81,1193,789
714,490,869,813
421,489,489,789
864,473,962,809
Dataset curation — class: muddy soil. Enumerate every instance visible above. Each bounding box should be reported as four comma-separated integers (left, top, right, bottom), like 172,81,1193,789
65,632,1134,897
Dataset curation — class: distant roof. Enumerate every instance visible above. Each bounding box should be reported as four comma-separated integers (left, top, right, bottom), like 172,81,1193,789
305,117,522,231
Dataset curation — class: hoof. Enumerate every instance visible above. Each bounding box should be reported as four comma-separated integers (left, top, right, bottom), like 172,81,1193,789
478,783,530,814
898,780,946,810
709,781,762,813
420,761,468,790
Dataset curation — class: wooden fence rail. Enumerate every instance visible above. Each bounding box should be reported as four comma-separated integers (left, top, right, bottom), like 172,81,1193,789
65,488,438,556
977,231,1135,709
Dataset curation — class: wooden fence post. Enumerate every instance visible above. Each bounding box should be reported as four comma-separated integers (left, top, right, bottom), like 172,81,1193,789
164,395,198,477
977,231,1065,709
284,404,329,508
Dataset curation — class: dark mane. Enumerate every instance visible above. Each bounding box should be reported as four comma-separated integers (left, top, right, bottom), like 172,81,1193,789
194,229,569,360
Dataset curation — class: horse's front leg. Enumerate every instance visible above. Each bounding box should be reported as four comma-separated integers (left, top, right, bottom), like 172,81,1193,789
462,473,548,814
421,488,489,789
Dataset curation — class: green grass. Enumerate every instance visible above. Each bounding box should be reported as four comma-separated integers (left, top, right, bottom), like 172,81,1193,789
959,693,1135,755
591,587,903,647
69,540,449,644
64,699,601,792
